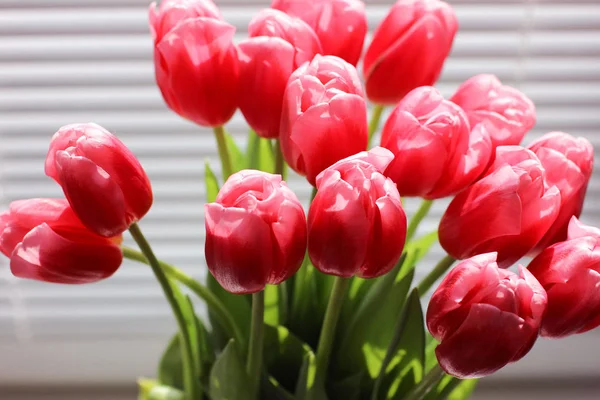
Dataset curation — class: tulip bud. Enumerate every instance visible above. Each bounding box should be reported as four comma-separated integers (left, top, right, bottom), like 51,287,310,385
527,132,594,253
308,147,406,278
0,199,123,284
568,216,600,241
450,74,536,148
45,123,153,238
271,0,367,66
439,146,561,268
528,234,600,338
381,86,492,199
280,55,368,186
363,0,458,105
238,10,322,139
204,170,307,294
151,15,239,127
149,0,222,43
427,253,547,379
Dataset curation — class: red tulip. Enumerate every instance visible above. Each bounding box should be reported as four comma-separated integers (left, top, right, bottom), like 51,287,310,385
363,0,458,105
151,15,239,127
439,146,561,268
308,147,406,278
427,253,547,378
568,216,600,241
238,9,322,139
527,132,594,253
149,0,221,43
280,55,368,186
450,74,536,148
248,9,322,68
271,0,367,66
0,198,123,284
45,123,153,238
204,170,307,294
528,233,600,338
381,86,492,199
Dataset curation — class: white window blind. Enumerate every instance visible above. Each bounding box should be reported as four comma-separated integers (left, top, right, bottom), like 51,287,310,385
0,0,599,387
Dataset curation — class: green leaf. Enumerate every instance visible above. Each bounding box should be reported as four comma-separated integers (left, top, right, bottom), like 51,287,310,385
209,340,252,400
448,379,478,400
330,371,363,400
204,161,219,203
384,289,426,400
289,257,322,347
138,379,185,400
224,132,246,173
424,332,439,373
264,284,281,327
295,350,326,400
247,129,276,172
158,335,184,390
262,374,296,400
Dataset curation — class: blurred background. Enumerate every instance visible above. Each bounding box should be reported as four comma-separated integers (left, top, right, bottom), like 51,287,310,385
0,0,599,399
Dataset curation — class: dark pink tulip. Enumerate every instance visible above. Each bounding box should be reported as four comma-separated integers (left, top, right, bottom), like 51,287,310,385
0,198,123,284
271,0,367,66
152,16,239,127
528,132,594,253
204,170,307,294
45,123,153,238
363,0,458,105
280,55,368,186
427,253,547,378
528,233,600,338
381,86,492,199
568,216,600,241
450,74,536,148
439,146,561,268
149,0,221,43
308,147,406,278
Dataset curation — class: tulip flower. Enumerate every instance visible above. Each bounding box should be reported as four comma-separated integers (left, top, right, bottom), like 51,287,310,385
45,123,153,238
568,216,600,241
450,74,536,148
439,146,561,268
381,86,492,199
151,14,239,127
528,234,600,338
271,0,367,66
427,253,547,378
280,55,368,186
308,147,406,278
149,0,222,43
238,10,322,138
363,0,458,105
204,170,307,294
0,198,123,284
527,132,594,253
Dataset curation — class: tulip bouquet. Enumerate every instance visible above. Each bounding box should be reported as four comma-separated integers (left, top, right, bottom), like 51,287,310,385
2,0,598,399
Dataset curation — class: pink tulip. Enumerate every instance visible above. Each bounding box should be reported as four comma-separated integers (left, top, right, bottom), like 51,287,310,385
151,15,239,127
381,86,492,199
439,146,561,268
450,74,536,148
568,216,600,241
45,123,153,238
0,199,123,284
204,170,307,294
363,0,458,105
527,132,594,253
427,253,547,378
528,234,600,338
271,0,367,66
149,0,221,43
308,147,406,278
280,55,368,186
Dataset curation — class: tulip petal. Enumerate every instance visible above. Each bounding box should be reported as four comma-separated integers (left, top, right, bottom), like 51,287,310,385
55,151,129,237
568,216,600,241
270,200,307,284
10,223,122,284
204,204,272,294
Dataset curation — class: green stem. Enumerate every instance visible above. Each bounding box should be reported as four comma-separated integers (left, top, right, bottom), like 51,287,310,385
406,199,434,243
248,129,260,169
417,255,456,296
128,223,199,400
404,364,445,400
368,104,385,145
247,290,265,399
213,126,233,179
274,139,286,179
311,277,350,394
310,187,317,203
122,246,246,352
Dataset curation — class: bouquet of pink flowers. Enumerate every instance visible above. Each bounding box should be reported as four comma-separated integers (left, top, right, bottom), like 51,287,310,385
2,0,597,399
